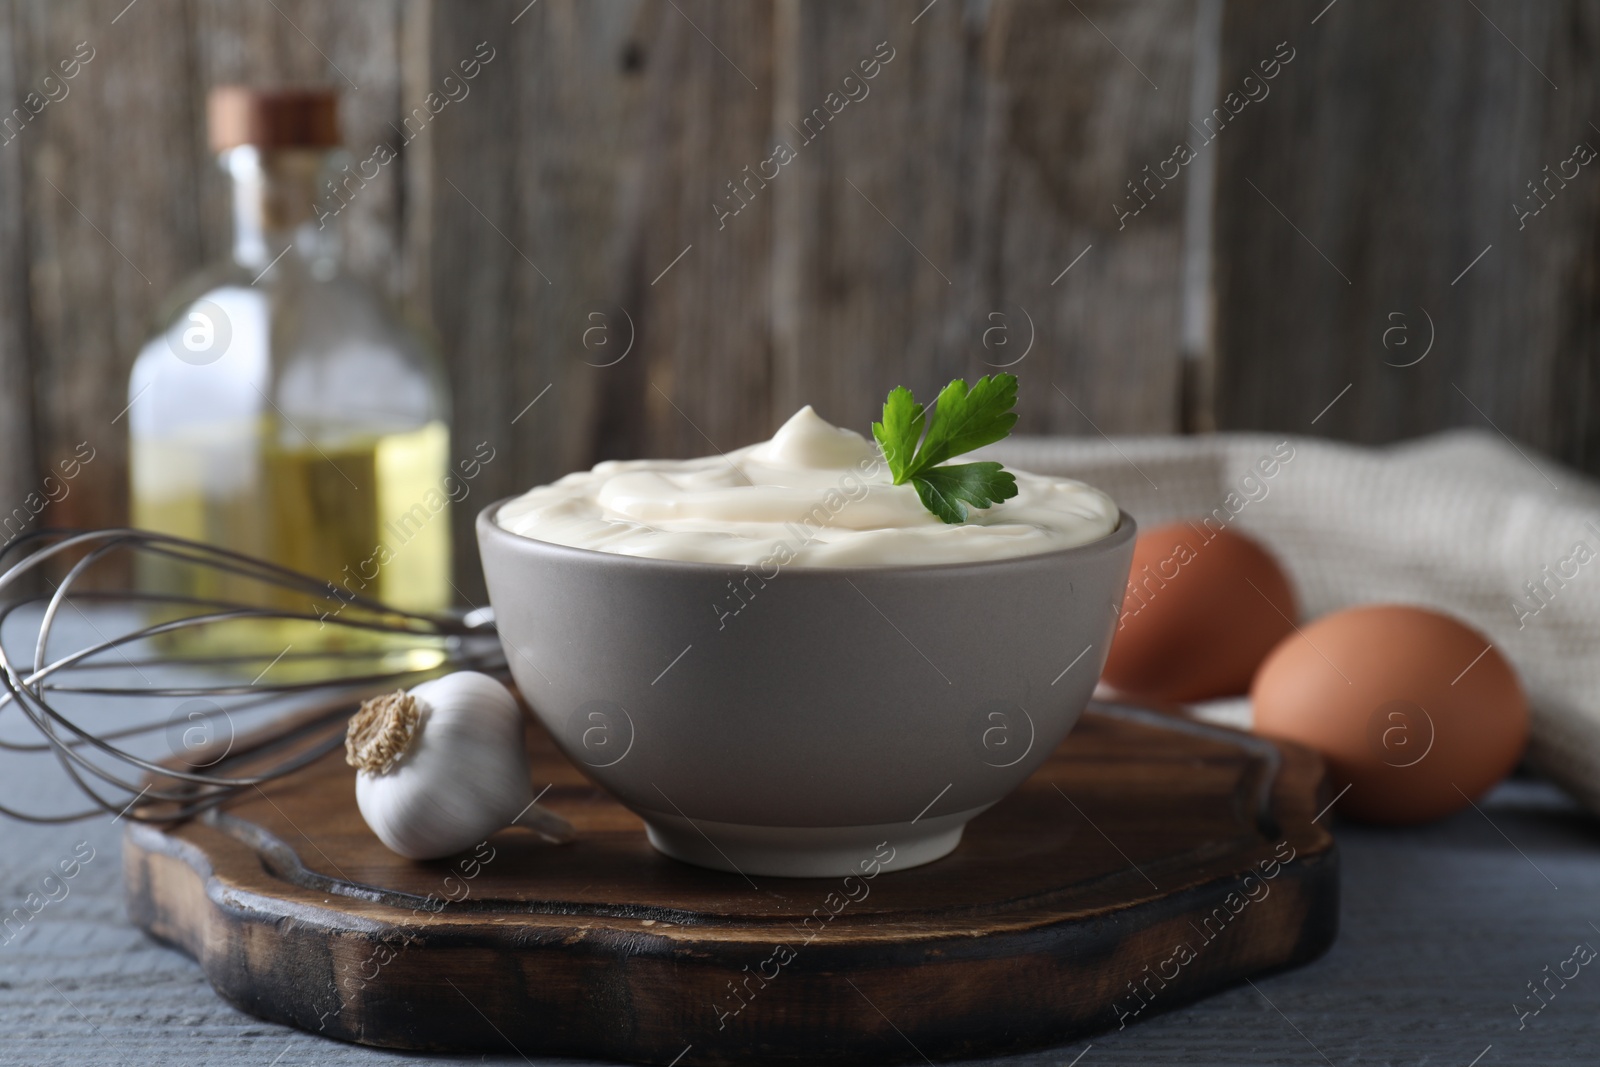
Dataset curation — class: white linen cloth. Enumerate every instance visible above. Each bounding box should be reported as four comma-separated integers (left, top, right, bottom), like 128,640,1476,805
984,429,1600,817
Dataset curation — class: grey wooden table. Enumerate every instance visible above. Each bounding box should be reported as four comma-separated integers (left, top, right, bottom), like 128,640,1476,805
2,667,1593,1066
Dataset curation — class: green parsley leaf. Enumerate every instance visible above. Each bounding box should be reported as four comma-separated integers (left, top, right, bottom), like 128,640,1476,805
873,374,1022,523
871,385,925,483
913,375,1020,471
911,462,1019,524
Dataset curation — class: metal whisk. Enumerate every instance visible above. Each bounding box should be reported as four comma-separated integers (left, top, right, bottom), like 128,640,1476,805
0,528,506,825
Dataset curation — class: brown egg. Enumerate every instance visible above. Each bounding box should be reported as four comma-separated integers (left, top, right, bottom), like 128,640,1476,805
1251,604,1528,824
1101,523,1297,703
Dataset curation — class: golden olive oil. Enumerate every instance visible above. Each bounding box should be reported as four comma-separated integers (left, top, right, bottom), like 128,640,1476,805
130,420,451,664
265,420,451,614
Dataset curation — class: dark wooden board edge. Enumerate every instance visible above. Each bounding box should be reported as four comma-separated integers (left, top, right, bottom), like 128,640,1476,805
127,829,1335,1065
123,706,1338,1065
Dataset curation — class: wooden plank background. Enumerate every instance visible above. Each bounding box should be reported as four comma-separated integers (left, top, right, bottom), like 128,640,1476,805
1214,0,1600,461
0,0,1592,597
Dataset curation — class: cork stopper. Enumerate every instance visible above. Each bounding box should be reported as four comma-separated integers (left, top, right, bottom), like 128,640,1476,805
208,86,341,153
346,690,423,775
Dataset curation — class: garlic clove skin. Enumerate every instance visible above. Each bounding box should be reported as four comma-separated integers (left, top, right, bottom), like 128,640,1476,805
350,671,573,860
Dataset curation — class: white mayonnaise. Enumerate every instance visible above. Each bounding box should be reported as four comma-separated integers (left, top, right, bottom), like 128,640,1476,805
494,406,1119,566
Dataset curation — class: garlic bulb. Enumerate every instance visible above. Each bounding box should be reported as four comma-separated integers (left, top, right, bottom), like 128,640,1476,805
346,671,573,859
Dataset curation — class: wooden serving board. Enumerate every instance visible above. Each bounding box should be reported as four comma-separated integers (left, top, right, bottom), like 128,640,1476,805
124,701,1337,1065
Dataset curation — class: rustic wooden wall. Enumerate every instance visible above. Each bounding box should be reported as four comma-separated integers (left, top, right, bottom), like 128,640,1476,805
1213,0,1600,464
0,0,1594,599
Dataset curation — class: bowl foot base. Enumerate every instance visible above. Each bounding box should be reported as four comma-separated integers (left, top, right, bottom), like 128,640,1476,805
640,807,985,878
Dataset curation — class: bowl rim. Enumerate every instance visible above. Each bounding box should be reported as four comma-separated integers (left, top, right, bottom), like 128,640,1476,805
476,496,1137,577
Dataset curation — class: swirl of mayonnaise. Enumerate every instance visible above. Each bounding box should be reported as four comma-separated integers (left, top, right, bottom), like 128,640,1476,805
494,406,1118,566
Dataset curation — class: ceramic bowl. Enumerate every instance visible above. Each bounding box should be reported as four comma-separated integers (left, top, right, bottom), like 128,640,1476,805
477,503,1136,877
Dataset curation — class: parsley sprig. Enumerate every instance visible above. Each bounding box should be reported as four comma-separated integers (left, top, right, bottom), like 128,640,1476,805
872,374,1021,524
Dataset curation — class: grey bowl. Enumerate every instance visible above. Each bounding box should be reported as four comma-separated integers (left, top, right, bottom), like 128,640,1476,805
477,502,1136,878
